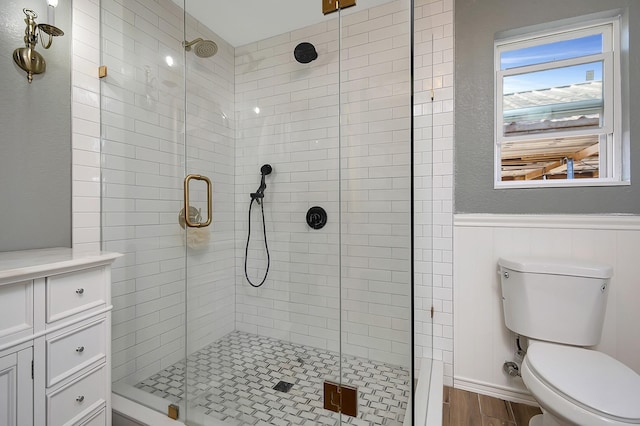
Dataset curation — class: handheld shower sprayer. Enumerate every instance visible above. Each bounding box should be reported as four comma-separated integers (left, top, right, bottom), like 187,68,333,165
251,164,272,204
245,164,273,287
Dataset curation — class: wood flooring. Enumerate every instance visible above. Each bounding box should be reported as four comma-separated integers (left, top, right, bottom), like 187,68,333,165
442,386,542,426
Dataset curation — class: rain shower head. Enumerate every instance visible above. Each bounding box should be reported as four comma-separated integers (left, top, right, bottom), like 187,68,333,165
183,38,218,58
294,42,317,64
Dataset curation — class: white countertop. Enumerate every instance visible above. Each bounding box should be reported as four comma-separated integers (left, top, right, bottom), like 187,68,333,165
0,247,121,285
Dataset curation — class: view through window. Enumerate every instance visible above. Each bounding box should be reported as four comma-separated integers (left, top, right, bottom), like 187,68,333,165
495,20,622,185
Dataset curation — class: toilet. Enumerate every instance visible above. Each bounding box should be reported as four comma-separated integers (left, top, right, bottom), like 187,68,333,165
498,257,640,426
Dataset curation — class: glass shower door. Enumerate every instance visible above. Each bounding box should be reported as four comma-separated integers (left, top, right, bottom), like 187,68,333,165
181,1,344,424
181,5,241,423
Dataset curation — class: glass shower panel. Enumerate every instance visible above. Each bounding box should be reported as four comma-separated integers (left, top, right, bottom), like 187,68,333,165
413,4,435,422
101,0,188,416
338,1,415,424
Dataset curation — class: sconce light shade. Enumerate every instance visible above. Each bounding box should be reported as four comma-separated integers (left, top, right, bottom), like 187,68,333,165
47,0,58,7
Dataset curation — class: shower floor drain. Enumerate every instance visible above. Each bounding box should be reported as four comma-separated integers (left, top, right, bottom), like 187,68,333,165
273,381,294,393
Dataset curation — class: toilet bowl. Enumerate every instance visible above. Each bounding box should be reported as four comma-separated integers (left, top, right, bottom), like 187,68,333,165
521,341,640,426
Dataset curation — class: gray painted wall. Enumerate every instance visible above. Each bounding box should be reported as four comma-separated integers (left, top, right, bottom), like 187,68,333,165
455,0,640,214
0,1,72,251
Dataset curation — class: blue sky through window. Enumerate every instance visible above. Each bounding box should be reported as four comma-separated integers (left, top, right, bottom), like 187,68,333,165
501,34,604,94
500,34,603,70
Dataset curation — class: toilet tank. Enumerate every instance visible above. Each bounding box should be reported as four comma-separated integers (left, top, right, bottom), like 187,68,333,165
498,257,613,346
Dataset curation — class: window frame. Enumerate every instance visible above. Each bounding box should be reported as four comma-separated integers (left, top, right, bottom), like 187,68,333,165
493,17,624,188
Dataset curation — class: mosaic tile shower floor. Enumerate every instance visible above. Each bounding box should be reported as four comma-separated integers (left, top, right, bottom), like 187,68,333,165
135,331,409,425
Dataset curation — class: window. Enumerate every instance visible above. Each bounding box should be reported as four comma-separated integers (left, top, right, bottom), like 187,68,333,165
494,17,625,187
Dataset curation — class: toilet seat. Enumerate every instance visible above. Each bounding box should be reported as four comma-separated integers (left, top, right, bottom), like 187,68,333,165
523,342,640,424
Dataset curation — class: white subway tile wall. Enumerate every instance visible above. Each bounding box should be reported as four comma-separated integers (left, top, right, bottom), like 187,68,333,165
234,0,414,368
414,0,454,385
72,0,101,251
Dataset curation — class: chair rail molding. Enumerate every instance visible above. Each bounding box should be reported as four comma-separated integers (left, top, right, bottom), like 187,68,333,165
454,213,640,230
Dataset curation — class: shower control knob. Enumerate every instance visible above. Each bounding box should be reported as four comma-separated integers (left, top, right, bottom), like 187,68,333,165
306,206,327,230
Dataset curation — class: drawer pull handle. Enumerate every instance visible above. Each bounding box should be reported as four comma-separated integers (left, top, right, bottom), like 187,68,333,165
76,395,85,403
76,346,85,353
76,288,84,295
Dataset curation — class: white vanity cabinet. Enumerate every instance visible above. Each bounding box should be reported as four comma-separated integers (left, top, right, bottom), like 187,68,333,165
0,346,33,426
0,248,119,426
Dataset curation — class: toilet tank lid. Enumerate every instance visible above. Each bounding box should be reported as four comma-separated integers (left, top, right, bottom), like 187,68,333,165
498,257,613,279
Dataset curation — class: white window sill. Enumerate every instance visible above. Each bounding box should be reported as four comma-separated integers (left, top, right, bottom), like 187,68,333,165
494,179,631,189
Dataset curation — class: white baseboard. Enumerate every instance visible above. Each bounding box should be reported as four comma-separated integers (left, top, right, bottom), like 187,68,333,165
453,376,538,406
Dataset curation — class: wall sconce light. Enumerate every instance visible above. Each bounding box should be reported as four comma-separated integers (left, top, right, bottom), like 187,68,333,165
13,8,64,83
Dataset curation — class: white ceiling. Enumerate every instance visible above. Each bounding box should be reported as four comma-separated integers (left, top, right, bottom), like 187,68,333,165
185,0,393,47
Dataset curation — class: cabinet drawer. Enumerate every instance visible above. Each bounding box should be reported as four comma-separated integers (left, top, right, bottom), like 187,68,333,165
47,318,106,387
76,406,106,426
47,365,106,426
46,267,106,323
0,280,33,346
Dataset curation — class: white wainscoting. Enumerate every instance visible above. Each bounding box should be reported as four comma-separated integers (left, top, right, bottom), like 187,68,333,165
453,214,640,402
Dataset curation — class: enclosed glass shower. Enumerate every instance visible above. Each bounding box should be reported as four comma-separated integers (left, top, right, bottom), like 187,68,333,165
101,0,433,424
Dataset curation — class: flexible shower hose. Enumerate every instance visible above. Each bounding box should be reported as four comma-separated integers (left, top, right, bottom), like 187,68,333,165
244,198,270,287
